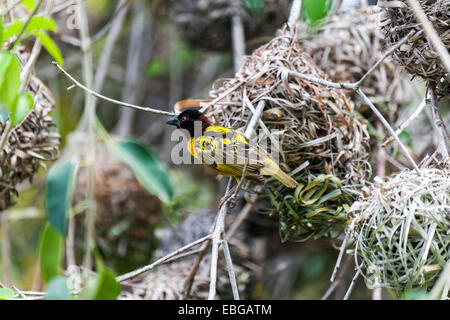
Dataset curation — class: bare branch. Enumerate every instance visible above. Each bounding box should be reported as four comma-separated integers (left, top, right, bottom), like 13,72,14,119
382,98,426,147
231,0,245,73
76,0,96,277
53,62,175,116
429,87,449,158
356,88,420,172
116,235,212,282
288,0,302,27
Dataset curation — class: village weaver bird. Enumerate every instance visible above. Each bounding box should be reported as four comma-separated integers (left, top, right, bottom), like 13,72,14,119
166,109,299,190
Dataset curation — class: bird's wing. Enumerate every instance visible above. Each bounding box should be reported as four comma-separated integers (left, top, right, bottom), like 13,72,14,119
191,127,266,177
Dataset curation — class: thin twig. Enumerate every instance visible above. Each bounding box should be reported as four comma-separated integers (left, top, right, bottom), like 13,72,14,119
429,87,449,158
406,0,450,75
226,194,257,241
7,0,44,50
356,88,420,172
116,235,211,282
53,62,175,116
331,227,351,282
115,0,147,137
376,121,386,178
355,30,415,87
382,98,426,147
321,255,352,300
287,0,302,27
208,178,233,300
231,0,245,73
281,31,419,173
76,0,96,279
222,239,240,300
182,239,211,299
343,264,362,300
19,0,57,92
75,0,129,132
244,100,265,138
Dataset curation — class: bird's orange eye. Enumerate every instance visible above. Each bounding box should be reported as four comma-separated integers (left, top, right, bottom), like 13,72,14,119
181,116,187,122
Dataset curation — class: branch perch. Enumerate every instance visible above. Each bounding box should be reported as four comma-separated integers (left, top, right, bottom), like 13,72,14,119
53,62,175,116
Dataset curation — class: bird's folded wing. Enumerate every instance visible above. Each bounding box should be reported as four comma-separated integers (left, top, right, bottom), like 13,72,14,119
192,128,266,176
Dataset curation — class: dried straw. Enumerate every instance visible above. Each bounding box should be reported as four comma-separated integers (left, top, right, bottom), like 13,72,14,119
205,24,371,241
0,58,60,210
379,0,450,87
168,0,291,51
301,6,412,117
349,159,450,293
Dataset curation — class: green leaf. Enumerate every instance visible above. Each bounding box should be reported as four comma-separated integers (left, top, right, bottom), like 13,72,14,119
34,31,64,66
22,0,36,10
146,59,167,77
45,276,70,300
0,15,4,48
402,288,431,300
0,52,20,112
110,139,174,202
26,16,58,33
243,0,265,18
0,51,14,89
86,263,120,300
38,223,64,283
10,92,33,126
45,161,77,236
0,288,15,300
3,20,23,39
302,0,333,28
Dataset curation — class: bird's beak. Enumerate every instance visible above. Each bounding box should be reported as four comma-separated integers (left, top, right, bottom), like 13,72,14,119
166,116,181,128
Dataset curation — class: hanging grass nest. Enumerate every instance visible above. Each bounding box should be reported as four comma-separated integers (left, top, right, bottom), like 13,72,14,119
204,25,371,242
73,140,162,273
379,0,450,89
301,5,412,119
348,159,450,294
168,0,291,51
0,48,60,210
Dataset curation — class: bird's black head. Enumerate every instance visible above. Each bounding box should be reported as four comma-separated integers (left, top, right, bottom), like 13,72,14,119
166,109,211,137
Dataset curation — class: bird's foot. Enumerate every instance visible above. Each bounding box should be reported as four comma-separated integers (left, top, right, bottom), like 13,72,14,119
218,183,238,210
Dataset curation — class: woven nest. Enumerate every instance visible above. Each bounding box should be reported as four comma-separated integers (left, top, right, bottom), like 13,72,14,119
349,159,450,293
168,0,291,51
301,6,411,118
379,0,450,87
74,141,162,272
204,25,371,241
0,48,60,210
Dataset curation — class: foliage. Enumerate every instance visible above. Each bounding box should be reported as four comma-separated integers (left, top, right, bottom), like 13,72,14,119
0,4,63,130
301,0,333,28
38,223,64,284
110,139,174,203
45,161,77,236
0,287,15,300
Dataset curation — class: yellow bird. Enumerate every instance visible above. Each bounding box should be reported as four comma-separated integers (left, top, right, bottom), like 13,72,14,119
166,109,298,189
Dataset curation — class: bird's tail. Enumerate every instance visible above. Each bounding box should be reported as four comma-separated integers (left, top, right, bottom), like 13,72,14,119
260,158,299,189
272,169,299,189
